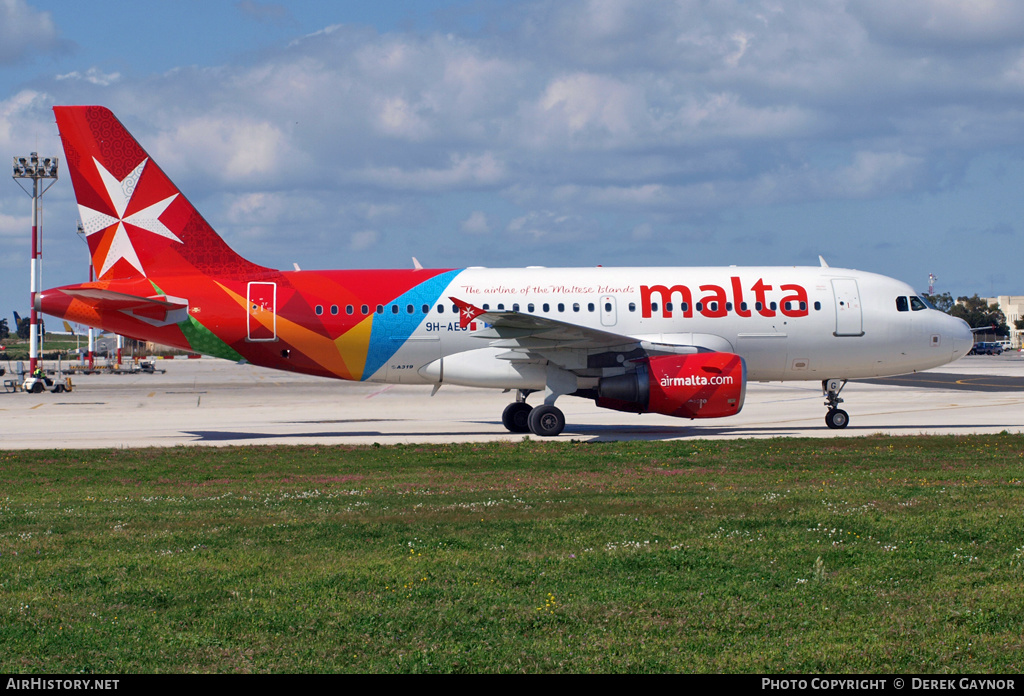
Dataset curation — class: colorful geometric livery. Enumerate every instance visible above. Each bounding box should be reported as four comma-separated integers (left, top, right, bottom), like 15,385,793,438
46,106,459,382
40,106,975,436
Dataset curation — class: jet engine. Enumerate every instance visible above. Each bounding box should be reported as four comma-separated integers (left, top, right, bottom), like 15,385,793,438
596,352,746,419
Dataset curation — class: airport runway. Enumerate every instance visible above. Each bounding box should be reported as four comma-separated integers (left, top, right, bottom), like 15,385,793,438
2,354,1024,449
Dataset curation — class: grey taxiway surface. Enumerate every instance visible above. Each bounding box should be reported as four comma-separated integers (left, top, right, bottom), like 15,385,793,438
3,354,1024,449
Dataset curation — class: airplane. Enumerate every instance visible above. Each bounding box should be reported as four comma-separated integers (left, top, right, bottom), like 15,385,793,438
39,106,974,436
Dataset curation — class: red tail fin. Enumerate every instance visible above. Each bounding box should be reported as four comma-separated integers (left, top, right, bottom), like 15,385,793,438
54,106,268,281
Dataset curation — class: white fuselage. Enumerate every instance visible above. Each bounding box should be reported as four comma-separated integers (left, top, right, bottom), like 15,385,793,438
371,266,973,386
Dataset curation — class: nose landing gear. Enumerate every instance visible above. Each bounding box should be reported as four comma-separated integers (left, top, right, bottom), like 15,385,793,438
822,378,849,429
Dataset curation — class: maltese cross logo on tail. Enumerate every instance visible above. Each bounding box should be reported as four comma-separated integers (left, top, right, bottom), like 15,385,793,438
79,157,181,278
449,297,485,330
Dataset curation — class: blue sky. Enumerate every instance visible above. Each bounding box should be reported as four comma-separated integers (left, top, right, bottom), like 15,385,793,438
2,0,1024,319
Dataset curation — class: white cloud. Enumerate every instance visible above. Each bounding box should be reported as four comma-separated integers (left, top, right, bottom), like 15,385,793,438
849,0,1024,48
505,210,593,244
535,72,643,143
669,92,815,141
4,0,1024,299
0,0,61,65
350,229,378,251
151,116,295,181
829,151,926,197
354,152,505,191
227,192,282,220
374,96,432,141
56,68,121,86
0,209,25,239
0,90,50,149
460,210,490,235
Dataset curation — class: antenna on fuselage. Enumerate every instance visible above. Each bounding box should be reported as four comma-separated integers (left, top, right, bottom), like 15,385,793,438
818,255,829,268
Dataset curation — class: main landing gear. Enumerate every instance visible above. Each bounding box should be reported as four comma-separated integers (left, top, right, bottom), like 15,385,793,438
501,391,566,437
822,378,849,429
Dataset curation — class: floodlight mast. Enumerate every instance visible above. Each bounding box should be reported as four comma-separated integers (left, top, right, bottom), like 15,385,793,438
13,152,59,374
76,221,96,369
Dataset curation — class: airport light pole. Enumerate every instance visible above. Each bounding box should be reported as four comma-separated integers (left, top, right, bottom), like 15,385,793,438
76,221,96,368
13,152,59,374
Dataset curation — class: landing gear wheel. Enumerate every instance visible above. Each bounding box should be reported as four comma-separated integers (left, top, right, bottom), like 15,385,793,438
502,402,533,433
527,404,565,437
825,408,849,430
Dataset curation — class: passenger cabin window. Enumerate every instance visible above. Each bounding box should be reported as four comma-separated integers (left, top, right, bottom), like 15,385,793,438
528,303,535,312
346,305,354,315
361,305,369,315
896,296,909,312
910,296,927,311
315,305,323,315
330,305,338,315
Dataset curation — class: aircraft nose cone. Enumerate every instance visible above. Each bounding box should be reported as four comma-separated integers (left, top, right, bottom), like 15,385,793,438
950,317,973,359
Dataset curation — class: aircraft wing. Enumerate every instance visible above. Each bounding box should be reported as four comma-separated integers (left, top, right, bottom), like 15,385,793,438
450,297,639,351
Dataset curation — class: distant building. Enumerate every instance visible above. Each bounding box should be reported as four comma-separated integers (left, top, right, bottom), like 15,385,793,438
144,341,194,356
985,296,1024,349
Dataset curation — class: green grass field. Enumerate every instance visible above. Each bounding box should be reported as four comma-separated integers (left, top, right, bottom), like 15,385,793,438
1,435,1022,673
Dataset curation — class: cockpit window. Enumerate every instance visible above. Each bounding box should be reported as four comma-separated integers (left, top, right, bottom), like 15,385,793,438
910,296,928,311
896,296,909,312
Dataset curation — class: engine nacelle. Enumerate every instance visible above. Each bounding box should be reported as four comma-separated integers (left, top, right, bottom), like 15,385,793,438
596,352,746,419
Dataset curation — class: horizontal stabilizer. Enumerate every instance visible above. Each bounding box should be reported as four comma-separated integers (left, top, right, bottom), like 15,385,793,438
51,285,188,326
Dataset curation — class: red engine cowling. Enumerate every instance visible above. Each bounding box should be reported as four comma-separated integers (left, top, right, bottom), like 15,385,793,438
596,352,746,419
